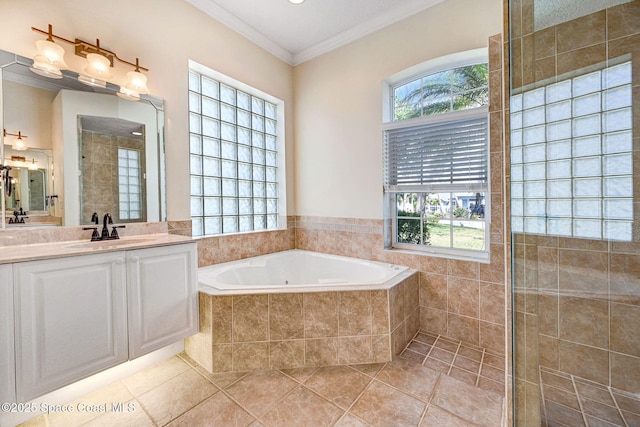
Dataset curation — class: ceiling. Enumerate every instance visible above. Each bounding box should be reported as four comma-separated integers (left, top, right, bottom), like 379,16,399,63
186,0,445,65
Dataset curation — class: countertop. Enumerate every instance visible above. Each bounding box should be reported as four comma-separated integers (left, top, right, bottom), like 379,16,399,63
0,233,195,265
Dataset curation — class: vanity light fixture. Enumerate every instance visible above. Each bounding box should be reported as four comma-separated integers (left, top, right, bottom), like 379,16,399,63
30,25,68,79
31,24,150,99
3,129,28,151
117,59,150,101
29,159,38,170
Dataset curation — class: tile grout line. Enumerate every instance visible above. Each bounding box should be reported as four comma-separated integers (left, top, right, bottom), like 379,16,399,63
415,374,440,427
607,385,630,427
570,374,590,427
327,366,378,426
448,340,463,378
477,348,486,387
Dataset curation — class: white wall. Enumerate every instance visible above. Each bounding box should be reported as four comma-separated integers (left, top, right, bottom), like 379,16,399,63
3,81,55,150
293,0,502,219
0,0,294,222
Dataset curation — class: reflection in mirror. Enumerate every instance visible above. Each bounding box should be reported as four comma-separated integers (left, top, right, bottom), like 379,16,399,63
3,146,57,224
0,48,165,229
79,116,147,224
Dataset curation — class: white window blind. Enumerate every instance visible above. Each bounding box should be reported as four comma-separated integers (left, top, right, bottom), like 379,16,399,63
385,114,489,191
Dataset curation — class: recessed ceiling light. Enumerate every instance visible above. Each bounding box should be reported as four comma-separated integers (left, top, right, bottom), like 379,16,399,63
289,0,304,4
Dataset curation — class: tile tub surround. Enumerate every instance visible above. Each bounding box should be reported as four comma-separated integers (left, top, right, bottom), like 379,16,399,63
186,270,419,373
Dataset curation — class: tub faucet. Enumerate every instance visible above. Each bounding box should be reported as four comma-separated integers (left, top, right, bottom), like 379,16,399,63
101,213,113,239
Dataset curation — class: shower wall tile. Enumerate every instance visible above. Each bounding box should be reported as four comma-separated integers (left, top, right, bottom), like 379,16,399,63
611,352,640,394
558,296,609,349
521,0,534,35
607,1,640,40
558,340,609,385
610,253,640,305
533,26,556,59
558,249,609,297
537,294,558,337
610,302,640,356
556,10,606,53
558,43,607,79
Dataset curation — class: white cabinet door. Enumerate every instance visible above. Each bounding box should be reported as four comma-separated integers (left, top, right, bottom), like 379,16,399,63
0,264,15,403
14,252,128,401
127,243,198,359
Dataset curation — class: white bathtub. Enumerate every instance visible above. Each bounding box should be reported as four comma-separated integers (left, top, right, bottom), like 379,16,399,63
198,250,409,295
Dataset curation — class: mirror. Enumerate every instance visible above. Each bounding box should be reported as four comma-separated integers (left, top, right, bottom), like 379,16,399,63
0,49,165,228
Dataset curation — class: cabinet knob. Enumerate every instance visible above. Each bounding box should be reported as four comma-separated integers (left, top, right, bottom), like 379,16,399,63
131,256,140,263
114,258,125,265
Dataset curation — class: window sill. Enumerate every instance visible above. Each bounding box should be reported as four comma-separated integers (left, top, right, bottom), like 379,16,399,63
384,246,490,264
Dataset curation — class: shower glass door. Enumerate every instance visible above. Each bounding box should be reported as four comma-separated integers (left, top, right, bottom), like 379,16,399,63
510,0,640,425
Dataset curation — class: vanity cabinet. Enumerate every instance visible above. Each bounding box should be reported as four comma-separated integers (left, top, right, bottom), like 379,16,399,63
127,244,198,358
0,264,15,403
10,242,198,402
14,252,128,402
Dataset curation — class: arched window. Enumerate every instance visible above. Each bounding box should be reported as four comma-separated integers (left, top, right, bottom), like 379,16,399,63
383,49,490,261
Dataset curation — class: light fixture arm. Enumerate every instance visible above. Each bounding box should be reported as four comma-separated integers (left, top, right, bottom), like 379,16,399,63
3,129,28,140
31,25,149,72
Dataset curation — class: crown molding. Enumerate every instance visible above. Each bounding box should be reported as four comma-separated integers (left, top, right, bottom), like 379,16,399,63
187,0,445,67
185,0,294,65
292,0,446,65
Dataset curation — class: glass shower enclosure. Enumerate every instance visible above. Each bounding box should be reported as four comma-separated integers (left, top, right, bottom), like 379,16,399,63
510,0,640,425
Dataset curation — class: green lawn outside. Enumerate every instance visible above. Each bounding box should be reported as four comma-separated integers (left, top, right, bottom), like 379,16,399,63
428,222,485,250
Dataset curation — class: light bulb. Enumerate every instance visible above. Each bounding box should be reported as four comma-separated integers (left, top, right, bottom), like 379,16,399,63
84,53,113,79
13,136,27,151
30,39,68,79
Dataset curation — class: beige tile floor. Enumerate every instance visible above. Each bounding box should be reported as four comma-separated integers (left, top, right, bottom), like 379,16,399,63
20,332,505,426
539,366,640,427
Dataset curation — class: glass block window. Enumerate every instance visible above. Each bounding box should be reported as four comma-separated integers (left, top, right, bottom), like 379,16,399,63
511,61,633,241
118,148,142,220
189,65,283,237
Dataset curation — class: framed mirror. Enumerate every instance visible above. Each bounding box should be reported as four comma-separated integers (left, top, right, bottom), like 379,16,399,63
0,49,166,228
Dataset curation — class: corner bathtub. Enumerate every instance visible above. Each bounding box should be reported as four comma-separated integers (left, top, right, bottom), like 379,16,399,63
188,250,420,373
198,250,409,295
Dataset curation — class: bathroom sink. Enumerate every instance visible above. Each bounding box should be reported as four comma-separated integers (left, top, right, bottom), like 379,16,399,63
65,237,157,249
